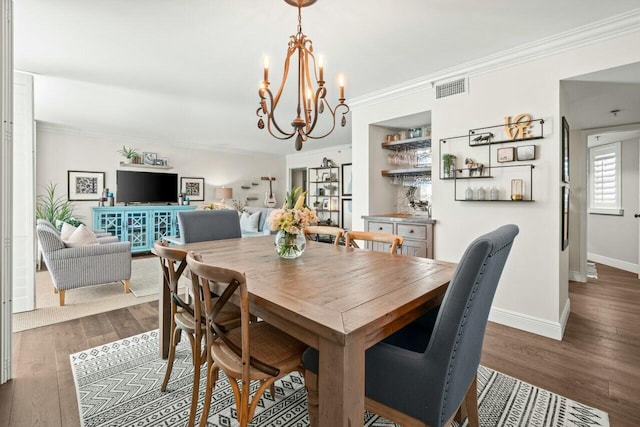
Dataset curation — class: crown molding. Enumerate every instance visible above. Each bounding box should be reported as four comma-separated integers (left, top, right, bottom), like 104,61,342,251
351,8,640,110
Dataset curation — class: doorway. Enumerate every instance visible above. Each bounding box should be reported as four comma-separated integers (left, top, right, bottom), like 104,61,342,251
290,167,307,195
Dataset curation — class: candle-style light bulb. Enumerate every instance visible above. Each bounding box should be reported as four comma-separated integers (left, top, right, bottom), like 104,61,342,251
318,55,324,82
306,89,312,110
338,75,345,100
263,56,269,83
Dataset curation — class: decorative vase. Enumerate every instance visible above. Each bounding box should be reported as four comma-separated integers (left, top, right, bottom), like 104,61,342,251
274,230,306,259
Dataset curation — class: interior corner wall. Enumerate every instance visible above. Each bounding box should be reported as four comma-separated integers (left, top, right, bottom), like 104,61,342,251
35,127,286,227
352,29,640,340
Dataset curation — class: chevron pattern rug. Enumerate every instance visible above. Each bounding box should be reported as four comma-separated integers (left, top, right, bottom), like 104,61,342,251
71,331,609,427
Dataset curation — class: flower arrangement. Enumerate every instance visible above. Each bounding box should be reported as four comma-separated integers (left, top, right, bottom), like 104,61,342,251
268,187,318,258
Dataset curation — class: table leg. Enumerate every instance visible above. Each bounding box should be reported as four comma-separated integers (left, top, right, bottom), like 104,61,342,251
318,335,365,427
159,275,170,359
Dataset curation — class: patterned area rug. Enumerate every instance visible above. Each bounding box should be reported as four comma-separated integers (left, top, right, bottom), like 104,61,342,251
71,331,609,427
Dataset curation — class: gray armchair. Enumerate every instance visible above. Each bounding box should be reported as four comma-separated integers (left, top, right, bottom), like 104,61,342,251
36,223,132,306
176,210,241,243
303,224,519,427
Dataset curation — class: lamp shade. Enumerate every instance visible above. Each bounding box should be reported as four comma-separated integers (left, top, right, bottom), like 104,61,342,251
215,187,233,200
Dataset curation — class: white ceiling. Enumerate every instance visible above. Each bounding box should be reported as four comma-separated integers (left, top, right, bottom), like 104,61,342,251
14,0,640,155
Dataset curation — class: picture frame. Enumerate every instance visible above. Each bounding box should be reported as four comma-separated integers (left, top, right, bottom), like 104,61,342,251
67,170,105,201
143,152,157,165
341,198,352,230
516,145,536,161
322,198,330,210
497,147,515,163
561,185,569,250
562,116,570,183
180,177,205,201
321,172,329,182
341,163,352,196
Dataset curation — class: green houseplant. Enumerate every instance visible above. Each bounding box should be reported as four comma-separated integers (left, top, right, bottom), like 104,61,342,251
442,154,457,178
35,182,83,229
117,146,141,164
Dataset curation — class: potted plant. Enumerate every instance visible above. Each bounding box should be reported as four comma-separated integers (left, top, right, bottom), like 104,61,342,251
35,182,83,229
442,154,457,178
117,146,140,164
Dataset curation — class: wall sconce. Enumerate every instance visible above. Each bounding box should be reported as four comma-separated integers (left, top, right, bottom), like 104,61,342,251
510,179,523,201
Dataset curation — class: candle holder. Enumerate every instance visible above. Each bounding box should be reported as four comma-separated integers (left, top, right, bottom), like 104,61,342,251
511,179,523,201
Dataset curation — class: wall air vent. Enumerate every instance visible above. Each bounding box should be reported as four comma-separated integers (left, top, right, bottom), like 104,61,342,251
435,77,467,99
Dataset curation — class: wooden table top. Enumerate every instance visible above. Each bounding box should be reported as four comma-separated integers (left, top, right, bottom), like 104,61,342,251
176,235,455,348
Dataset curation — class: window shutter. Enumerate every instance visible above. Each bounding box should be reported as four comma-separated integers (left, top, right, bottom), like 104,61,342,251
589,142,621,213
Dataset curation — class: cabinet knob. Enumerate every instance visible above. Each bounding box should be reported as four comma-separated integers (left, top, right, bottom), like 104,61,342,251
409,229,414,233
378,227,383,231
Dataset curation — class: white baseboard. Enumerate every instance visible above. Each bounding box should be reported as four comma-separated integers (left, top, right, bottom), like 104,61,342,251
587,252,640,274
569,270,586,282
489,299,571,341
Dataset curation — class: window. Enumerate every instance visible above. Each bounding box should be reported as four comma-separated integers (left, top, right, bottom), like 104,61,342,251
589,142,622,215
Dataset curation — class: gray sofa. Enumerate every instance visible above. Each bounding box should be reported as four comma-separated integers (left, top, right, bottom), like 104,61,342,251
241,206,276,237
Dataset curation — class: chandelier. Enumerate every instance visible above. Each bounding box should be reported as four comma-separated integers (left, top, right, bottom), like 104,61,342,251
257,0,350,151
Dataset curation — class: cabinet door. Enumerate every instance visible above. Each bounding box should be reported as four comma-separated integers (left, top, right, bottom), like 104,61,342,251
397,223,427,240
399,239,428,258
125,211,149,252
152,210,174,243
96,210,125,240
366,221,394,234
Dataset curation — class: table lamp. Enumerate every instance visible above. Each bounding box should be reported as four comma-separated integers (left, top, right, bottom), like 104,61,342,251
215,187,233,206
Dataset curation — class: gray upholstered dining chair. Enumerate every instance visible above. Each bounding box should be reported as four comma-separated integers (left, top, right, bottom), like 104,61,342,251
303,224,519,427
177,210,241,243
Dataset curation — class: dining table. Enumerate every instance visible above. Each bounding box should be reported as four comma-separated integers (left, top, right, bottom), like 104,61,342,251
161,235,456,427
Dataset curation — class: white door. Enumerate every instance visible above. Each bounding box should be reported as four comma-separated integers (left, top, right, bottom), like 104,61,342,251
12,72,35,313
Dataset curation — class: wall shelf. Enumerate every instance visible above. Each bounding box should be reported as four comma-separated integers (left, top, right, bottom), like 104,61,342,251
453,164,535,201
119,161,173,170
381,137,431,150
468,118,545,147
381,167,431,177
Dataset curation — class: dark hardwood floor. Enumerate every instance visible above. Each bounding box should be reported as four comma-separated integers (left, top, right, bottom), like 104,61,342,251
1,263,638,426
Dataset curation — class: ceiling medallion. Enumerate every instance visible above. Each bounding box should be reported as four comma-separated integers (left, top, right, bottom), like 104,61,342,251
257,0,350,151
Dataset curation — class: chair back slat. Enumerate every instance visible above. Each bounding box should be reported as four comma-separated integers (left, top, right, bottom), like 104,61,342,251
345,231,403,254
303,226,344,245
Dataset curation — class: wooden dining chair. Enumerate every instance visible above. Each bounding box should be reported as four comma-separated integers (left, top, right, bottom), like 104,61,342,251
303,225,345,245
186,252,308,427
303,224,519,427
154,241,241,427
344,230,404,254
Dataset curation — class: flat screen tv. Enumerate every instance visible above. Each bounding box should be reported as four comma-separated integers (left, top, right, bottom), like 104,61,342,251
116,170,178,204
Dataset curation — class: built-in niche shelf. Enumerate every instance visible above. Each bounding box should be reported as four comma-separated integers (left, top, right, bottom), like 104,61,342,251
119,161,173,170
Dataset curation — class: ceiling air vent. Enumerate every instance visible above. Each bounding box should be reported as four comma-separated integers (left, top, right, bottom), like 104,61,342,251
435,77,467,99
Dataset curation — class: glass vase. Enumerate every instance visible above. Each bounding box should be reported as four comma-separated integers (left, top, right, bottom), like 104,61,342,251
274,230,306,259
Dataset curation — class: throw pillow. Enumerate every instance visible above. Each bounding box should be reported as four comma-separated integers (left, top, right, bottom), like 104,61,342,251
63,224,99,248
240,211,261,233
60,222,77,240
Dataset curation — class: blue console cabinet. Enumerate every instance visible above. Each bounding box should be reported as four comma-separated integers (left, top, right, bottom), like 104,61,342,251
92,205,196,253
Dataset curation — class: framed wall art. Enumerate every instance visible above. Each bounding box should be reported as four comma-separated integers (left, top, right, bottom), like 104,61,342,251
561,185,569,251
180,177,205,201
67,170,105,201
341,198,352,230
497,147,515,163
143,152,157,165
516,145,536,161
341,163,352,196
562,116,570,183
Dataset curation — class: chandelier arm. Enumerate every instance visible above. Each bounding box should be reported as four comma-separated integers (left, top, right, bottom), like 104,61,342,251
271,42,296,109
304,86,325,136
260,87,296,140
304,102,351,140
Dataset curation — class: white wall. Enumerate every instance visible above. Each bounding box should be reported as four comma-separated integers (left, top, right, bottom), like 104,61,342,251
36,126,286,228
352,29,640,340
587,136,639,270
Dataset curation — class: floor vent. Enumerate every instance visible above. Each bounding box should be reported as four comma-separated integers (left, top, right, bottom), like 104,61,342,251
435,77,467,99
